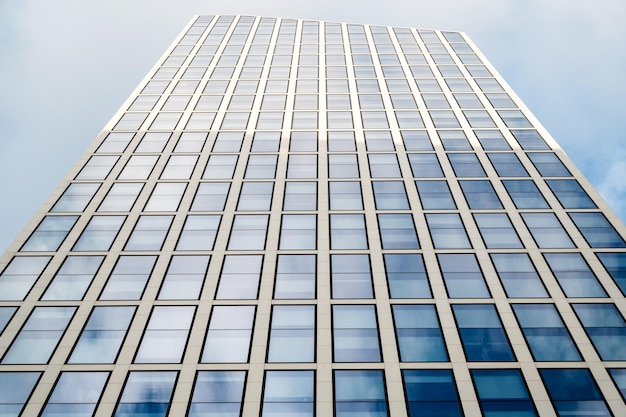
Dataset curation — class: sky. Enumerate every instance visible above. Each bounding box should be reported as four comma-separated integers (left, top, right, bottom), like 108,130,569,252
0,0,625,254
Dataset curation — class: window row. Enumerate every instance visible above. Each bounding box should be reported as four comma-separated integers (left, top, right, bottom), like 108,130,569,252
1,366,621,417
2,302,626,365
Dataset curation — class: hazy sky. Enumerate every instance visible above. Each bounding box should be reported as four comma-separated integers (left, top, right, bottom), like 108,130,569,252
1,0,624,253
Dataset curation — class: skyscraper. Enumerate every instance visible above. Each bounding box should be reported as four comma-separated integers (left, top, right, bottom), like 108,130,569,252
1,13,626,416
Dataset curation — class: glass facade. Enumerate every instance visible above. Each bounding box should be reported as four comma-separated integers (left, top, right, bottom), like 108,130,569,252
1,14,625,417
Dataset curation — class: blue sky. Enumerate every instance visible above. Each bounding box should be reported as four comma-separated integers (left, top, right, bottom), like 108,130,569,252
0,0,624,253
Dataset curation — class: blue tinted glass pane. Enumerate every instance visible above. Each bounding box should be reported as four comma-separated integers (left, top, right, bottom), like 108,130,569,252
384,254,431,298
609,369,626,400
453,305,515,361
393,305,448,362
573,304,626,360
502,180,549,209
597,252,626,295
403,370,462,417
490,253,548,298
569,213,626,248
472,369,537,415
378,214,419,249
333,305,381,362
415,181,456,209
459,180,502,209
544,253,606,298
527,153,571,176
438,254,490,298
487,153,528,177
546,179,596,209
448,153,486,177
513,304,580,361
335,370,386,401
0,372,41,412
540,369,610,417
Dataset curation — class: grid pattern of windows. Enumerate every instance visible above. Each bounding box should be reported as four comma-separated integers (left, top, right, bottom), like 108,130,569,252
1,14,626,417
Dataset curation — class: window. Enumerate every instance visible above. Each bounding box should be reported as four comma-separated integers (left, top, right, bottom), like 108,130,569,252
0,372,41,417
378,213,420,249
98,183,143,212
283,182,317,210
396,111,425,128
280,214,316,250
430,110,460,128
545,179,595,209
513,304,580,361
97,132,134,153
423,93,450,109
401,130,433,151
145,183,187,211
403,370,462,417
540,369,611,417
497,110,532,128
572,303,626,360
328,131,356,151
69,306,135,363
274,254,316,299
464,110,496,128
597,252,626,295
393,305,447,362
287,154,317,178
202,305,255,363
510,130,549,150
160,155,198,179
609,369,626,401
475,130,510,150
452,304,515,361
222,112,251,129
330,214,368,249
189,371,245,417
125,215,173,251
262,371,314,417
51,183,100,212
521,213,574,248
453,93,483,109
251,131,280,152
364,131,395,151
186,112,217,130
439,253,490,298
329,154,359,178
544,253,607,297
136,132,171,152
439,130,471,150
471,370,537,417
333,305,381,362
228,215,269,250
237,182,273,211
362,111,389,129
76,155,119,180
408,154,443,178
491,253,548,297
191,182,230,211
447,153,486,177
372,181,409,209
2,306,76,364
502,180,549,209
334,370,388,417
216,255,263,299
474,213,523,248
42,255,104,300
368,154,402,178
176,215,220,251
158,255,209,300
203,155,238,179
569,212,626,248
72,216,126,251
329,182,362,210
21,215,78,252
267,306,315,362
415,180,456,209
40,372,109,417
0,307,16,332
290,131,318,151
331,254,372,298
459,180,502,209
100,255,157,300
0,256,51,300
135,306,195,363
118,155,159,180
426,214,471,249
114,371,177,417
487,153,529,177
527,152,571,176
